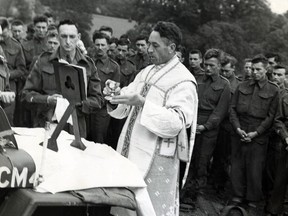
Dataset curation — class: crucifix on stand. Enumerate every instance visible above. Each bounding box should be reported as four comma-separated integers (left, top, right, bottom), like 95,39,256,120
46,61,87,152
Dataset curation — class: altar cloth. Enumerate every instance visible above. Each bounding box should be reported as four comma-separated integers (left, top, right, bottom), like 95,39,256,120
11,127,156,216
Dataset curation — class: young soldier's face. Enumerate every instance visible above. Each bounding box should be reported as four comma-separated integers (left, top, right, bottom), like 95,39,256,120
221,63,234,79
244,62,252,77
11,25,24,41
272,68,286,86
58,24,80,53
204,57,221,76
94,38,109,57
46,36,59,52
34,22,48,39
252,62,267,81
117,45,128,60
189,53,202,68
135,40,148,54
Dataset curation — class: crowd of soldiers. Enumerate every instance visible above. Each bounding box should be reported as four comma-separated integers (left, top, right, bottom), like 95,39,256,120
0,12,287,216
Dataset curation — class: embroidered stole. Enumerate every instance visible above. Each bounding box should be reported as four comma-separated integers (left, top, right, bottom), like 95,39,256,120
121,60,180,157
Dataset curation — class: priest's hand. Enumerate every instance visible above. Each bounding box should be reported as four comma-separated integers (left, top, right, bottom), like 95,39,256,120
110,93,145,107
103,79,121,100
0,91,15,103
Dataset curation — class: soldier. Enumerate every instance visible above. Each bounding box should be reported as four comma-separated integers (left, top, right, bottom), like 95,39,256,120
107,36,118,60
115,38,136,88
22,16,48,70
0,18,27,126
25,23,34,41
243,58,253,81
229,54,279,211
43,12,55,26
45,32,59,53
87,31,120,144
176,45,186,63
265,53,281,81
22,19,104,137
266,65,288,216
11,20,25,43
211,54,241,191
188,49,204,79
129,34,151,73
185,48,231,191
0,46,15,107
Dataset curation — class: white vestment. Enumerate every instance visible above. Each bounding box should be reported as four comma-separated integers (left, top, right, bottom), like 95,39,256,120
110,55,198,216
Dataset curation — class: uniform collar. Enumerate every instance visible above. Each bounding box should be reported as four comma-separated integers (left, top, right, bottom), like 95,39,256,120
228,73,236,83
249,76,268,89
49,47,89,65
204,72,219,82
96,54,109,64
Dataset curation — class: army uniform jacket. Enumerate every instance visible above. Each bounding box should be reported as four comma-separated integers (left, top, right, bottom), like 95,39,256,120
196,73,231,131
23,47,104,129
129,52,151,73
189,66,204,79
93,55,120,90
230,78,279,138
22,37,47,70
274,88,288,141
228,73,241,94
117,58,136,88
0,36,26,81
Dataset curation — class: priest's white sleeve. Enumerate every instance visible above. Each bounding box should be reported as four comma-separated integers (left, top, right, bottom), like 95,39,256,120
140,81,197,138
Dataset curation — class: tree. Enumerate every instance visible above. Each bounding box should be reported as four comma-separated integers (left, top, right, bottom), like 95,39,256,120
40,0,99,45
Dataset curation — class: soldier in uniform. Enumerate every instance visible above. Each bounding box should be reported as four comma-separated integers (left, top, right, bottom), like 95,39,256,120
188,49,204,78
184,48,231,192
107,37,118,60
11,20,25,43
266,65,288,216
0,46,15,107
22,19,104,137
229,55,279,210
25,23,34,41
211,54,241,191
22,16,48,70
115,38,136,88
0,18,27,126
129,34,151,73
243,58,253,81
265,53,281,81
87,31,120,144
43,12,55,26
176,45,186,63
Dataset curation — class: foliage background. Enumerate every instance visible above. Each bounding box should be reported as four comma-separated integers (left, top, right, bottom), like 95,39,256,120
1,0,288,73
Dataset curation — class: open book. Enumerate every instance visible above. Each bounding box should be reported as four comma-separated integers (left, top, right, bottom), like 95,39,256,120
53,59,87,103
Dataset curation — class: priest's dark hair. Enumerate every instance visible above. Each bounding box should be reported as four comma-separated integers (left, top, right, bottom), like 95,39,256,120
153,21,182,47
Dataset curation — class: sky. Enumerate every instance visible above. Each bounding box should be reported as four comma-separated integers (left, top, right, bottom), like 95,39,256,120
268,0,288,14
